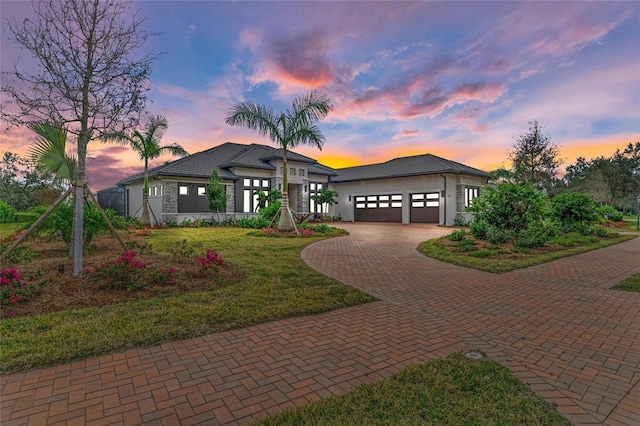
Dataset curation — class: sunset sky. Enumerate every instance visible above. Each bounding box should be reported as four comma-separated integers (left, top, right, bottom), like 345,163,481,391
1,1,639,191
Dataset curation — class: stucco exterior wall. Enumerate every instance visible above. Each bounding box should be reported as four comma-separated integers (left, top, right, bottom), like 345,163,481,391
330,173,485,225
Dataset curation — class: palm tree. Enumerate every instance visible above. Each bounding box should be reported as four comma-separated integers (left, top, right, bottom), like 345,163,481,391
28,121,76,186
226,91,333,231
105,115,188,226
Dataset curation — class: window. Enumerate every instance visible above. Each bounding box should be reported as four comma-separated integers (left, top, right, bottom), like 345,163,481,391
465,187,479,207
309,182,325,213
197,186,206,196
356,194,403,209
299,169,305,176
290,168,296,176
243,177,270,213
179,185,188,195
159,185,163,196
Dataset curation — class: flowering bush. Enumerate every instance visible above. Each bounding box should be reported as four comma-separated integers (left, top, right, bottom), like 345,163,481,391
300,229,315,237
93,250,147,290
90,251,177,290
0,268,31,317
133,227,153,237
194,248,226,278
150,267,176,286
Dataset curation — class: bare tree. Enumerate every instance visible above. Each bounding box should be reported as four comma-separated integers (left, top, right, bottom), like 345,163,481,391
2,0,157,275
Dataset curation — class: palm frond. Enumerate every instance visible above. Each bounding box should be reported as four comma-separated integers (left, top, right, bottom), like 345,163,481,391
27,121,76,182
225,101,281,142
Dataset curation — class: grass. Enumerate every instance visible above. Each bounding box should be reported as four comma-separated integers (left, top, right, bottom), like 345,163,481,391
612,273,640,292
418,232,636,273
254,351,571,425
623,215,640,232
0,227,375,374
0,222,23,239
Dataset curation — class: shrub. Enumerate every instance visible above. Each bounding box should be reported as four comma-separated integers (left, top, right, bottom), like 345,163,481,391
470,220,489,240
0,267,36,316
486,227,511,245
301,223,335,234
194,248,225,278
466,182,548,235
448,229,467,241
0,201,17,223
550,191,598,231
22,201,127,245
456,238,477,252
594,226,609,237
93,250,148,290
515,226,549,249
596,205,624,222
258,201,281,221
236,216,271,229
89,250,175,290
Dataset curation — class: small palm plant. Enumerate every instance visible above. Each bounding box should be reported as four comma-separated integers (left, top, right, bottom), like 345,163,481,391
104,115,188,226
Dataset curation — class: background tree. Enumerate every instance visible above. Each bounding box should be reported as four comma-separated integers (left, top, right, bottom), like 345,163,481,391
509,120,562,191
563,142,639,213
104,115,188,226
0,152,61,211
226,91,334,232
2,0,156,275
206,169,228,220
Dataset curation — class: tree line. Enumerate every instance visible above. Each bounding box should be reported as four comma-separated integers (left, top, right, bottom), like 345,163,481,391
494,120,639,214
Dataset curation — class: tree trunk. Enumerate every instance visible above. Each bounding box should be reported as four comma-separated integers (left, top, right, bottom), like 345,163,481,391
278,192,294,231
72,177,84,276
140,193,151,226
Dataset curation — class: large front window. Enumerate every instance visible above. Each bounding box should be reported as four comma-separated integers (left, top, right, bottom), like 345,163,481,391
243,178,270,213
310,182,325,213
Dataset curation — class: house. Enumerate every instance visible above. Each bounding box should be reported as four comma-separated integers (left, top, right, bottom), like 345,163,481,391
112,142,488,225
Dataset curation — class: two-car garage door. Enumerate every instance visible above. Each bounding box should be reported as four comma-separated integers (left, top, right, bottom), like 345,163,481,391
354,193,440,223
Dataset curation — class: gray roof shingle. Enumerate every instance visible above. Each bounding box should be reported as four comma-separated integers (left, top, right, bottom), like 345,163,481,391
116,142,324,186
330,153,489,182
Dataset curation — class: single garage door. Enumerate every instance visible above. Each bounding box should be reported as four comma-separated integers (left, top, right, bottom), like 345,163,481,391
355,194,402,222
410,193,440,223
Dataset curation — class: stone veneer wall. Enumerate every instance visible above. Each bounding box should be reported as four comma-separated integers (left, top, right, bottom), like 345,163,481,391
162,181,178,224
225,183,234,214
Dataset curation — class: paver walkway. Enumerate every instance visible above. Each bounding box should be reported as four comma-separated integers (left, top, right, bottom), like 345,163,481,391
1,223,639,425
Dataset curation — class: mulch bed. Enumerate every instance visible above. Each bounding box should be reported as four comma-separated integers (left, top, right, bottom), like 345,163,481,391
1,232,244,319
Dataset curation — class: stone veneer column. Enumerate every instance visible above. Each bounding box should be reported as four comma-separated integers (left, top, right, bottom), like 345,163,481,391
456,183,465,213
162,181,178,224
225,183,234,218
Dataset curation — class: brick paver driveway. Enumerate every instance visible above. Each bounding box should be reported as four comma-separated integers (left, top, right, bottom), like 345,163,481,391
1,223,639,425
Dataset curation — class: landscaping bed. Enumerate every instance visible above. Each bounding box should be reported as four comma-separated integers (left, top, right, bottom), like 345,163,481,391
0,226,374,374
418,229,636,273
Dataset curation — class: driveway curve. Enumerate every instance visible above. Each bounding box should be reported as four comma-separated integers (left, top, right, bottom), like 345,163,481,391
302,223,640,425
1,223,638,425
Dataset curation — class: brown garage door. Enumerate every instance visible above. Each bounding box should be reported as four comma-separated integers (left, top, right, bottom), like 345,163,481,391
410,193,439,223
354,194,402,222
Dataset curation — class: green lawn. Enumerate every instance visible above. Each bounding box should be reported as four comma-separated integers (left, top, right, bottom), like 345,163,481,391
254,351,571,425
0,222,23,239
0,228,375,374
418,232,636,273
623,215,640,232
612,273,640,292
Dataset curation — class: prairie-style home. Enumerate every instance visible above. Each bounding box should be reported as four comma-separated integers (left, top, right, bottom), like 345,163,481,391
108,142,488,225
